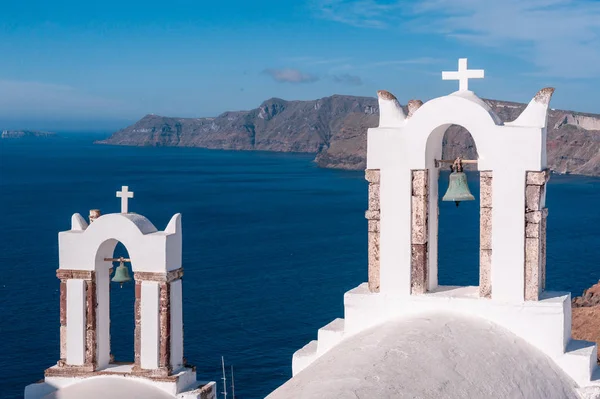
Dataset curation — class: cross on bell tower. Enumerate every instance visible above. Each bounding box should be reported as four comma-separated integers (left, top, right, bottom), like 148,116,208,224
116,186,134,213
442,58,485,92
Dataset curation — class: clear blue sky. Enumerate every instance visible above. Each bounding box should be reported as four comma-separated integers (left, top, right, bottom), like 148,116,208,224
1,0,599,130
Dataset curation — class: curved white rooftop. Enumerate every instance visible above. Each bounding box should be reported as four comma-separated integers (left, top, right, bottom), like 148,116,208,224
268,314,578,399
42,377,174,399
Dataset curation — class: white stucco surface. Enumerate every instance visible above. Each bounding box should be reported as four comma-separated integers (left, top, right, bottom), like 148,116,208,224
141,281,160,369
65,279,85,365
270,314,579,399
41,377,174,399
59,212,182,273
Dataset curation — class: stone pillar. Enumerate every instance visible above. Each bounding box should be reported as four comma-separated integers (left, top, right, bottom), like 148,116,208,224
524,170,549,301
365,169,381,293
479,171,493,298
411,170,428,295
55,269,96,371
85,276,97,367
59,279,67,364
133,268,183,377
134,280,142,369
159,282,171,373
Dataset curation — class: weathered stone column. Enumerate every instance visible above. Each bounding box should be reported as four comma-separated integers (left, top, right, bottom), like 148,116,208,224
524,170,549,301
55,269,96,371
479,171,493,298
133,268,183,377
85,276,97,367
411,170,429,295
134,280,142,369
59,279,67,365
159,282,171,373
365,169,381,293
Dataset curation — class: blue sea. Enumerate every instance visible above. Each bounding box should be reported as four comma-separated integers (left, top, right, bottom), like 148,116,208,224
0,134,599,399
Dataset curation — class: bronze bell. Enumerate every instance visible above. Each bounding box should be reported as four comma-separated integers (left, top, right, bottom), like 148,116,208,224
442,158,475,207
111,260,132,287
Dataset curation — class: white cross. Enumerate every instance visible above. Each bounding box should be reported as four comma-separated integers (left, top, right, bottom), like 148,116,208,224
442,58,484,92
116,186,134,213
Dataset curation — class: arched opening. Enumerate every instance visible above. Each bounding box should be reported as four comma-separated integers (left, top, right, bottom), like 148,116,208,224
108,242,134,363
437,125,480,287
420,122,487,295
94,238,136,369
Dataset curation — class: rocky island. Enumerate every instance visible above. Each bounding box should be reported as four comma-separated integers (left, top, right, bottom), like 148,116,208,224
1,130,56,139
98,95,600,176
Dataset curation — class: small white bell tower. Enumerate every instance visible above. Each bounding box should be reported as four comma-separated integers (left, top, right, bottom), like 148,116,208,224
25,187,216,399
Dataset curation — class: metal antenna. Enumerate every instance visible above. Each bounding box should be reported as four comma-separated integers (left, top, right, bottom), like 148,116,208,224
221,356,227,399
231,365,236,399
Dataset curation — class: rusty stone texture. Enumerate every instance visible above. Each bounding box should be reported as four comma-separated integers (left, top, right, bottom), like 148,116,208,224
84,277,97,367
365,210,380,220
411,195,428,245
480,207,493,250
526,184,543,211
368,183,380,211
407,99,423,118
134,268,184,283
60,281,67,326
368,232,380,292
377,90,397,100
479,249,492,298
365,169,380,184
56,269,94,280
411,170,428,197
526,169,550,186
159,283,171,372
480,172,493,208
541,212,547,291
526,222,540,238
134,280,142,367
525,209,548,224
368,220,380,233
525,237,541,301
60,326,67,361
411,244,428,294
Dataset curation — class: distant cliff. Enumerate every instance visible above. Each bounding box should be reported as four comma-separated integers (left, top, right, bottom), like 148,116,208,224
98,95,600,176
1,130,56,139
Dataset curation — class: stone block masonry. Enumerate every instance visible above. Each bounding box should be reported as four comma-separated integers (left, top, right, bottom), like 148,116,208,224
365,169,380,293
479,171,493,298
524,170,549,301
411,170,428,295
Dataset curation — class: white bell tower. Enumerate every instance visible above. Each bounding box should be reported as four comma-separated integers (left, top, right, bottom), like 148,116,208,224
25,187,216,399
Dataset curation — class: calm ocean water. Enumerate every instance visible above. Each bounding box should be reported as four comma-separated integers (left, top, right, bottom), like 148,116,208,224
0,134,598,399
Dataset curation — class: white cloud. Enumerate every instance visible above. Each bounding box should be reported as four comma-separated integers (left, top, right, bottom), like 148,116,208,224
311,0,600,77
263,68,319,83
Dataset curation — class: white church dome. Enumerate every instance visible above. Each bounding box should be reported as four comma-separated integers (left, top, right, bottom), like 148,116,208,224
268,313,579,399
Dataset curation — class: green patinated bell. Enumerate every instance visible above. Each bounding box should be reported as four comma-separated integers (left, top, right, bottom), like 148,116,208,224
442,171,475,207
111,262,132,287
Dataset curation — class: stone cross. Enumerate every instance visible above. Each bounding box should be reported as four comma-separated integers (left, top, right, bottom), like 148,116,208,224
116,186,134,213
442,58,484,92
